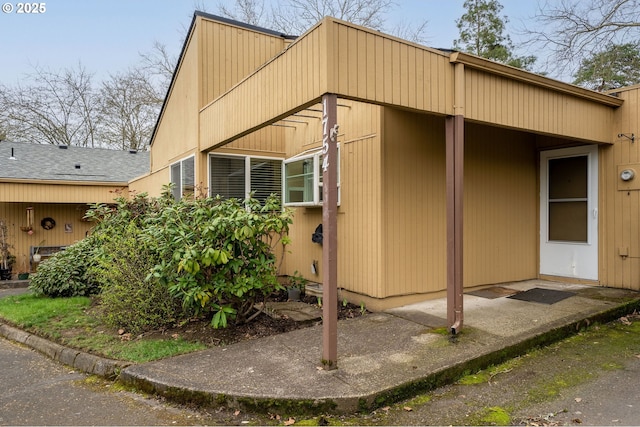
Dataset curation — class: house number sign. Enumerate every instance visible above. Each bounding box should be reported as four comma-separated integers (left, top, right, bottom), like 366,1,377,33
322,96,339,172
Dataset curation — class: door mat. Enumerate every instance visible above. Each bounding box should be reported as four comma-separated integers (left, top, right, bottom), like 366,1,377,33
507,287,576,305
467,286,520,299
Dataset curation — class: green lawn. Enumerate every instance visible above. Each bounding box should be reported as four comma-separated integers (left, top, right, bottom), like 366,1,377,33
0,292,205,363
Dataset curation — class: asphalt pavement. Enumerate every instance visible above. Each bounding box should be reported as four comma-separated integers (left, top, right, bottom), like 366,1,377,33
2,279,640,416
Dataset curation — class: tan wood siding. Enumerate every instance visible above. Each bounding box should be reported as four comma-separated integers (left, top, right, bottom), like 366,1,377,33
151,25,200,173
200,18,454,151
330,21,453,114
600,86,640,290
464,68,615,143
0,202,93,274
381,109,447,298
380,111,537,299
464,123,538,286
198,18,288,108
129,169,170,198
200,20,327,152
282,101,383,298
1,182,128,203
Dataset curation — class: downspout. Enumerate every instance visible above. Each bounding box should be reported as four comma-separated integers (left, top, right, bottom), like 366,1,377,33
446,62,465,334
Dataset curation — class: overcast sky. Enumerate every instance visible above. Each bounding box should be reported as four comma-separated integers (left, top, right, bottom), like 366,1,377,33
0,1,542,84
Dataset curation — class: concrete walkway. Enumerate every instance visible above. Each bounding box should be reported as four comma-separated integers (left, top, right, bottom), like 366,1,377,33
2,279,640,414
119,280,640,413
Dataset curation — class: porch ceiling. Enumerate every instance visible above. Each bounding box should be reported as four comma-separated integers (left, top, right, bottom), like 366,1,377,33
199,17,623,151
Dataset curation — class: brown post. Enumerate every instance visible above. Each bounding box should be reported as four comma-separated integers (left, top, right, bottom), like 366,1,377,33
446,114,464,334
321,93,338,369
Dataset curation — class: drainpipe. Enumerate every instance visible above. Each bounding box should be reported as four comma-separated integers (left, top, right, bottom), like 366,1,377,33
446,62,465,334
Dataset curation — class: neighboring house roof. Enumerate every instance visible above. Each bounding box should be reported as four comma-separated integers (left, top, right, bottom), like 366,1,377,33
0,141,150,183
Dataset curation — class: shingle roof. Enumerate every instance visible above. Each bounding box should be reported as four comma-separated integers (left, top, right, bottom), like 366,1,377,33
0,141,150,183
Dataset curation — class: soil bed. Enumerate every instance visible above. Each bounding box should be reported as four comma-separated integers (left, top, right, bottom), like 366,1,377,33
135,291,367,348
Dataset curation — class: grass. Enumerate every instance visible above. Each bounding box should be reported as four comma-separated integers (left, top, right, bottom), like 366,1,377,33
0,292,205,363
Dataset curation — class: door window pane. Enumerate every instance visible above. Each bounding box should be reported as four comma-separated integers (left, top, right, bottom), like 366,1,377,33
549,201,587,242
549,156,587,199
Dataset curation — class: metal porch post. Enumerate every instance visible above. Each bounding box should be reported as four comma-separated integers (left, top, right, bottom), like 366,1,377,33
446,114,464,334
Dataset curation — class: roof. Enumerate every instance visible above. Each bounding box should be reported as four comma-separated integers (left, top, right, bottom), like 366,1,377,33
0,141,150,183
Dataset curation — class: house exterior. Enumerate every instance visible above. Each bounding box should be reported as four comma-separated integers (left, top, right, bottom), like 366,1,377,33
130,11,640,312
0,141,149,274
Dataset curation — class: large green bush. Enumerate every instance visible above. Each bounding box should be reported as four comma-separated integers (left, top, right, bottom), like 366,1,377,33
29,188,292,330
146,193,292,328
29,236,101,297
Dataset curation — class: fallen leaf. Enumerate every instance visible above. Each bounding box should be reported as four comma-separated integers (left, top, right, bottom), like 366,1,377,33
620,316,631,325
381,406,390,412
172,333,180,339
118,328,125,335
575,397,582,403
284,417,296,425
234,410,241,416
572,419,582,424
403,406,413,412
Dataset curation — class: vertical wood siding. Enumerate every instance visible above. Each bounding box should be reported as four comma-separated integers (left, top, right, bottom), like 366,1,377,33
200,18,454,151
464,123,538,286
330,21,452,115
380,111,537,299
198,18,288,108
465,69,615,143
150,25,200,173
600,86,640,290
282,101,383,296
200,20,326,151
381,109,447,298
1,182,128,203
0,202,93,274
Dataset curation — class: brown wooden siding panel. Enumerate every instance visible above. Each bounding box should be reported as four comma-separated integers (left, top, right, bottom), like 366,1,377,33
198,18,287,108
381,112,537,298
0,202,95,274
382,109,447,297
282,101,382,298
600,87,640,290
464,69,614,143
464,124,538,286
1,182,127,204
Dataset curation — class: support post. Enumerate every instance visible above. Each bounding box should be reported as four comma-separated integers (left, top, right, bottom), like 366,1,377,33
321,93,338,369
446,114,464,334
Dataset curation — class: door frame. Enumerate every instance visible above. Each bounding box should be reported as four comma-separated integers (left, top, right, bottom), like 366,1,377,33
539,145,599,281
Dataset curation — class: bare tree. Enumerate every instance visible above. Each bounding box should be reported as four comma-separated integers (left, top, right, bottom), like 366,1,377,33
98,68,164,152
216,0,428,44
526,0,640,77
270,0,393,35
0,64,98,147
138,41,177,94
217,0,268,26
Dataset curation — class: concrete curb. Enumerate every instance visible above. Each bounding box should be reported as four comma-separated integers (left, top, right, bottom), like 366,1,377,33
0,323,131,378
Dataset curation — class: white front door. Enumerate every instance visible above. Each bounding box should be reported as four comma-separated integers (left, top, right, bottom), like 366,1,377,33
540,145,598,280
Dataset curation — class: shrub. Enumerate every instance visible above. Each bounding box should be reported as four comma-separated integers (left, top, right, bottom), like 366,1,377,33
146,194,292,328
94,223,184,334
29,236,101,297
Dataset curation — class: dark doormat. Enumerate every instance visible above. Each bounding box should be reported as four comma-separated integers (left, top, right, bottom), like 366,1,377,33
467,286,520,299
507,287,576,305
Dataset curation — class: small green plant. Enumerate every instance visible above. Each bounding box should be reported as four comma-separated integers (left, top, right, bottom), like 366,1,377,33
360,301,367,315
316,296,323,308
289,270,308,291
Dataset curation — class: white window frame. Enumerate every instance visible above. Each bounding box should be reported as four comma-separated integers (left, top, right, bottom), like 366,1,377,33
283,146,340,207
208,153,283,202
170,155,195,201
